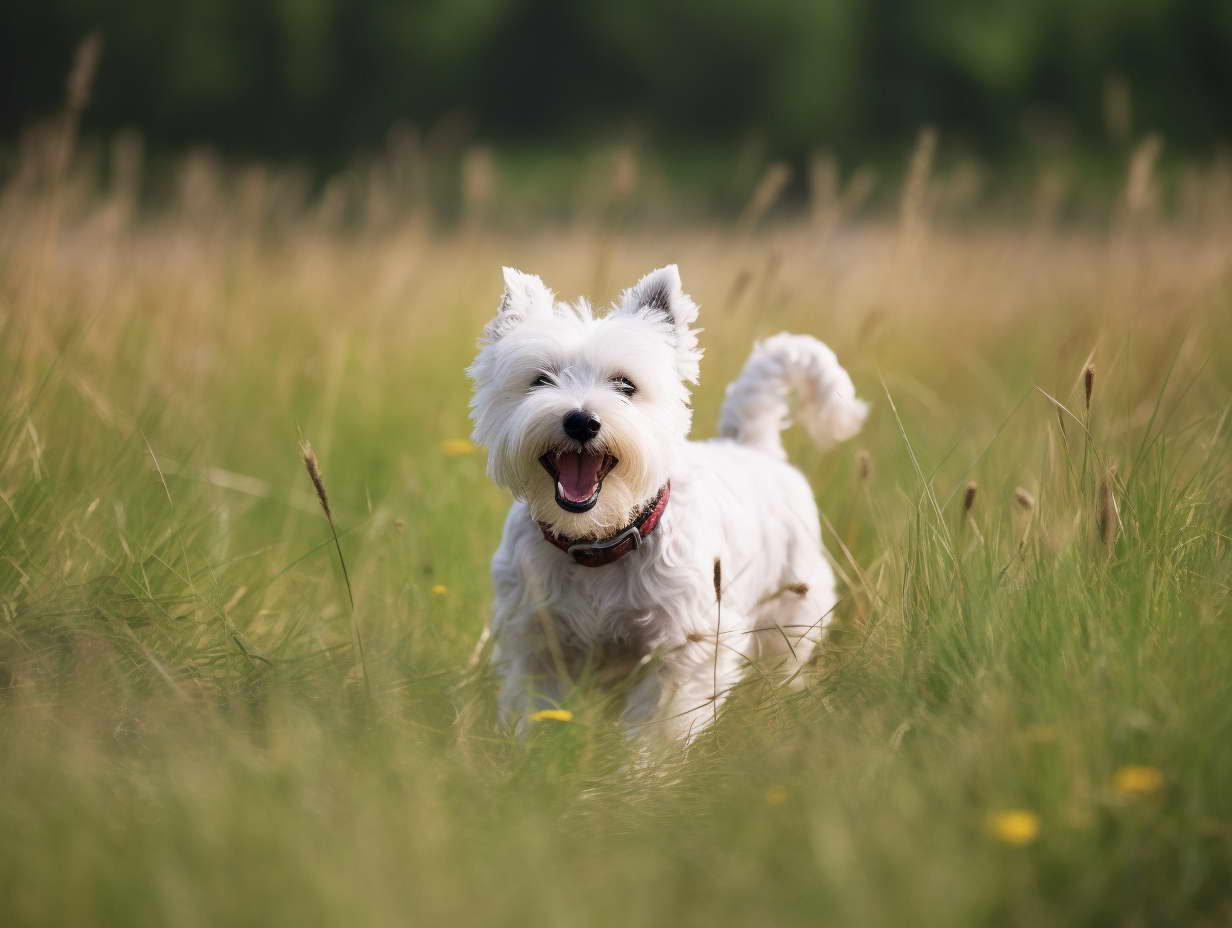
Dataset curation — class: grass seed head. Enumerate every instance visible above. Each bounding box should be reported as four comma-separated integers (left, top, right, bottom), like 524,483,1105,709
297,437,362,681
1084,365,1096,411
857,449,872,482
67,33,104,113
1014,487,1035,511
299,440,332,521
963,481,978,514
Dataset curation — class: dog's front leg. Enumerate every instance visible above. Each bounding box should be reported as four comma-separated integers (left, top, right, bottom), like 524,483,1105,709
494,644,572,733
621,626,748,746
491,602,575,736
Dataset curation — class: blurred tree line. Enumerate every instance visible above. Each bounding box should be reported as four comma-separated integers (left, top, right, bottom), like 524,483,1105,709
3,0,1230,164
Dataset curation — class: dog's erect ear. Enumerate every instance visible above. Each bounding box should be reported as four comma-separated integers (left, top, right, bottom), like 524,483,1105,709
617,264,703,382
483,267,554,343
620,265,696,329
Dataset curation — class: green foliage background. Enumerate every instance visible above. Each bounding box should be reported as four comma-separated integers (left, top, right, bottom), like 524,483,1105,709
4,0,1231,162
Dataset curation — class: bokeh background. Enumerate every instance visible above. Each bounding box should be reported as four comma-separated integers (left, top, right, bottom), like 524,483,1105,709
5,0,1232,212
2,5,1231,927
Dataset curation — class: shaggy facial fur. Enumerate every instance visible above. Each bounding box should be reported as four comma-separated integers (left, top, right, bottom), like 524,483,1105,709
468,265,867,746
469,266,699,540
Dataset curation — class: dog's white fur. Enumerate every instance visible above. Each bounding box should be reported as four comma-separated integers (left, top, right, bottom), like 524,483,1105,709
468,265,867,744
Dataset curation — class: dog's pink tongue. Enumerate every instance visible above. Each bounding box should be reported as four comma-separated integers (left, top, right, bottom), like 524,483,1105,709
556,451,603,503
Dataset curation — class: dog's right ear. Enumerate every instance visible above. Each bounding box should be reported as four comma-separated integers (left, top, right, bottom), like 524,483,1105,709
483,267,555,343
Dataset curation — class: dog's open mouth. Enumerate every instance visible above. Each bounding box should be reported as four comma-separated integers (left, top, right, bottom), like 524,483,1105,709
540,450,618,513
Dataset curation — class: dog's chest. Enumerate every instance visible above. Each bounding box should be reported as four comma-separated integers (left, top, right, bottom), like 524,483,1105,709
547,570,657,646
536,551,682,653
514,521,705,659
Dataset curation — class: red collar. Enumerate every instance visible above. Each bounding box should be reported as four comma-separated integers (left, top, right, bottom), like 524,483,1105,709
539,483,670,567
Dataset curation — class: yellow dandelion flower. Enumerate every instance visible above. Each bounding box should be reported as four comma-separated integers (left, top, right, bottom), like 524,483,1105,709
431,584,448,595
529,709,573,723
988,810,1040,846
442,438,477,456
1113,765,1164,797
765,785,789,806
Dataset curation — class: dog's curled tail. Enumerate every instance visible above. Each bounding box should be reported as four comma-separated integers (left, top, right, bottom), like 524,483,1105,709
718,333,868,459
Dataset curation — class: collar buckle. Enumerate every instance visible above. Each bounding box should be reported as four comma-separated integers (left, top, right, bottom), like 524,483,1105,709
566,522,642,559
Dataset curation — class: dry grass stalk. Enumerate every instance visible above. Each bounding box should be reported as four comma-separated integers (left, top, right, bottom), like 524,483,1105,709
466,625,492,671
52,32,103,201
1099,465,1119,554
30,32,104,296
741,162,791,228
938,159,984,211
1103,73,1133,142
462,146,495,215
178,151,223,221
385,121,423,205
809,151,840,232
724,268,753,311
609,145,639,200
1031,169,1069,232
843,167,878,215
66,33,104,117
110,131,143,204
1125,134,1163,219
900,127,937,247
299,439,370,694
857,309,884,345
712,557,723,727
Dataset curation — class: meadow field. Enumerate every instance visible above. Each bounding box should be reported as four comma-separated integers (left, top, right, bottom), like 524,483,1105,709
1,130,1230,926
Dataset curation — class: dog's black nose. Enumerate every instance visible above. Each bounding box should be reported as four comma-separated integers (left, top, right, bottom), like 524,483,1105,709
563,410,601,443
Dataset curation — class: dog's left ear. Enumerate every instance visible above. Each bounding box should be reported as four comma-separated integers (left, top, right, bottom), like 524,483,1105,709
617,264,703,383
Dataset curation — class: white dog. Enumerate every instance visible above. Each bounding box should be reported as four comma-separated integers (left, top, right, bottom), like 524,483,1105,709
468,265,867,744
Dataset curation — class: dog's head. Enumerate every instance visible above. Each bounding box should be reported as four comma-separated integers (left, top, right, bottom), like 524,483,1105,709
467,265,701,539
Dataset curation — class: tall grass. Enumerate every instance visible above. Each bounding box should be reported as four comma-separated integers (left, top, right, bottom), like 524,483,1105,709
1,113,1230,925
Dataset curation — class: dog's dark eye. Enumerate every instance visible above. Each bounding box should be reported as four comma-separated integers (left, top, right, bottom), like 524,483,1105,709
611,376,637,397
530,373,553,389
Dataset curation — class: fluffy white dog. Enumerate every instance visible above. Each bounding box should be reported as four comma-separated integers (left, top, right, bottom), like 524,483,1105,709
468,265,867,744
